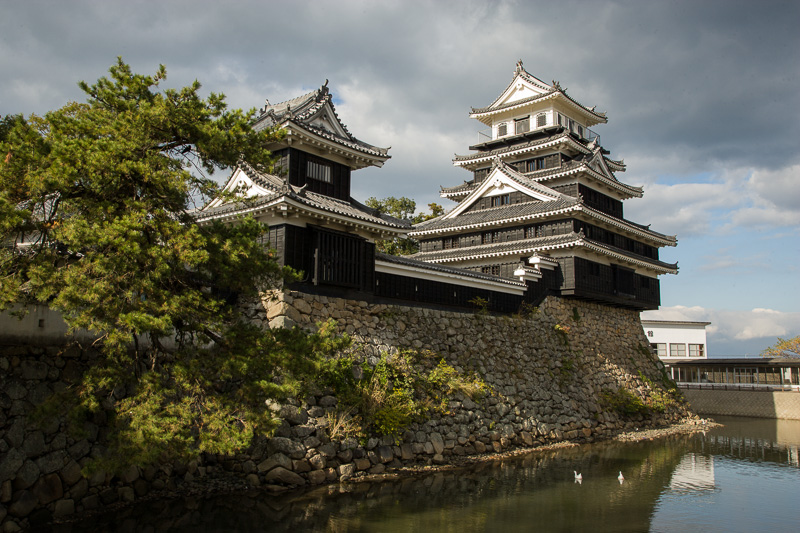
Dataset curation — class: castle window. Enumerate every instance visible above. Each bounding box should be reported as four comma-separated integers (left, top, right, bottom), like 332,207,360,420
443,236,459,249
481,265,500,276
577,125,584,138
536,113,547,128
498,123,508,137
307,160,331,183
491,194,510,207
515,116,530,134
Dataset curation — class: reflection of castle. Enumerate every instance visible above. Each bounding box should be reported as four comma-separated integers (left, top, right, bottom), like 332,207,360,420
668,453,715,493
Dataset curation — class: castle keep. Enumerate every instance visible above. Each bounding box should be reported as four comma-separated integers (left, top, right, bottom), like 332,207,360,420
409,61,677,310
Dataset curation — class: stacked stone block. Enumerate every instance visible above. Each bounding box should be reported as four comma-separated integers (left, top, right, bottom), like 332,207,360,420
1,294,691,529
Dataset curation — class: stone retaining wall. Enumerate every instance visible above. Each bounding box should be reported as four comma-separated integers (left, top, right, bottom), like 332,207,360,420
0,293,691,530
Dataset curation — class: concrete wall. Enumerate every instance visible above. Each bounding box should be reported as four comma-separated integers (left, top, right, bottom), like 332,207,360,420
681,388,800,420
0,306,96,346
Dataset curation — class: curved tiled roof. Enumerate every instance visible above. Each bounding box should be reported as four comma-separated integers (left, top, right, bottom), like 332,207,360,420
580,237,679,273
286,119,389,158
410,233,578,263
412,197,577,234
253,84,389,159
470,63,607,124
376,253,525,287
454,131,586,164
195,165,409,230
448,150,641,199
410,231,678,274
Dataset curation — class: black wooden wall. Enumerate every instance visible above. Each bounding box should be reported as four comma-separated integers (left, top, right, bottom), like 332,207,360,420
272,148,352,201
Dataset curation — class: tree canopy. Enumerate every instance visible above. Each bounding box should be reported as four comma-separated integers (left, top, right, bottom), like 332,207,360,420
365,196,443,255
0,59,344,468
761,336,800,358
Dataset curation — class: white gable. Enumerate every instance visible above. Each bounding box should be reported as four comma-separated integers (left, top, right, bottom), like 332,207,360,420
495,76,551,108
204,168,273,209
307,102,350,138
443,164,561,220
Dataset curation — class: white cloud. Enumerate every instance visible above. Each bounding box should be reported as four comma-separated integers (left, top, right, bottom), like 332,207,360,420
624,162,800,239
624,181,738,237
642,306,800,355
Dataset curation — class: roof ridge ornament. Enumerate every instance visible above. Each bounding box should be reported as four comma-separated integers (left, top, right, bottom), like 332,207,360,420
551,80,563,91
279,175,291,194
515,59,524,75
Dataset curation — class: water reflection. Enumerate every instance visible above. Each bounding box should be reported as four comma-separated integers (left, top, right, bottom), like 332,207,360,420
62,417,800,532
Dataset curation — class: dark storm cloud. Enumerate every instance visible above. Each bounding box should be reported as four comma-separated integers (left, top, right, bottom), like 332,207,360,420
1,0,798,188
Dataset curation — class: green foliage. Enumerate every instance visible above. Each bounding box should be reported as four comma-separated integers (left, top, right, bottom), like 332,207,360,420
558,356,575,386
637,370,682,412
468,296,489,316
365,196,444,256
761,335,800,358
0,60,345,471
514,301,539,320
554,323,571,346
571,307,581,322
320,350,488,440
600,388,649,417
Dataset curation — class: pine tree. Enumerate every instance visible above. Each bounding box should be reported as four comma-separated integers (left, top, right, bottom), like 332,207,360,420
0,59,347,468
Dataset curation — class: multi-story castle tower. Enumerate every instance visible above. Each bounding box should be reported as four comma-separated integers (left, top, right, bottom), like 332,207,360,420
409,61,677,310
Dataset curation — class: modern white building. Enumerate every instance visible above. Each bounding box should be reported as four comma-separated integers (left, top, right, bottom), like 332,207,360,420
641,319,710,361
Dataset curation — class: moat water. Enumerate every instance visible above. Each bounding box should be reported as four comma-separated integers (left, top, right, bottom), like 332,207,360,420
62,416,800,532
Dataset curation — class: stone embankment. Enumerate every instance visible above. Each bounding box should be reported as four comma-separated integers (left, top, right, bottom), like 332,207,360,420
0,294,692,530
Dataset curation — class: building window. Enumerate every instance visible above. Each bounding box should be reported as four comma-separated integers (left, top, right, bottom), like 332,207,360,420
515,116,530,134
498,123,508,137
557,113,564,126
577,125,584,138
481,265,500,276
443,236,459,249
491,194,510,207
669,343,687,357
482,231,498,244
652,343,667,357
307,160,331,183
536,113,547,128
689,344,705,357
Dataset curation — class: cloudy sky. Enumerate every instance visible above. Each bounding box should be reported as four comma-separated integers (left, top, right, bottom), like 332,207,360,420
2,0,798,355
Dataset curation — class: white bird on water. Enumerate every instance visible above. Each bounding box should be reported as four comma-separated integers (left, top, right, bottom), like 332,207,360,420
574,471,582,484
618,471,625,484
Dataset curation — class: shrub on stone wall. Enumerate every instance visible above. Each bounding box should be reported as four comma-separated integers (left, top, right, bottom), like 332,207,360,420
318,348,489,442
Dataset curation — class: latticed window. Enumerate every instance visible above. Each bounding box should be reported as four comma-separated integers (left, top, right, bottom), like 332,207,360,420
307,160,331,183
515,116,530,134
689,344,705,357
670,343,687,357
315,229,364,288
652,343,667,357
497,123,508,137
536,113,547,128
481,265,500,276
443,236,459,249
491,194,510,207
